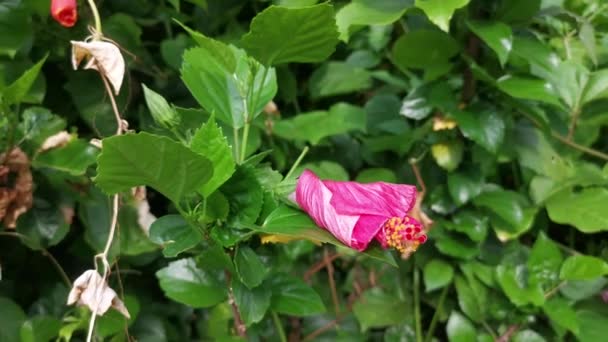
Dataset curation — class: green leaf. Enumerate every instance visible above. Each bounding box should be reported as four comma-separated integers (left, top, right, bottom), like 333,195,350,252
496,264,545,307
431,140,464,172
453,110,505,153
0,2,32,58
97,295,140,337
579,22,597,67
2,54,47,105
528,233,562,287
20,315,61,342
581,69,608,104
95,132,213,203
560,278,607,302
32,139,99,176
356,168,397,183
496,76,562,107
150,215,202,258
467,21,512,66
16,199,69,250
560,255,608,280
512,330,546,342
181,45,277,129
234,247,268,289
273,103,367,145
415,0,470,32
190,117,236,197
473,190,528,230
241,3,339,65
446,311,476,342
447,172,483,206
392,29,459,71
575,310,608,342
221,165,263,226
270,274,325,316
0,297,26,342
496,0,540,23
444,211,488,242
232,279,272,326
454,276,484,322
353,288,408,331
546,187,608,233
547,61,589,110
142,84,180,129
335,0,412,41
543,297,579,334
156,258,227,307
308,62,372,98
424,260,454,292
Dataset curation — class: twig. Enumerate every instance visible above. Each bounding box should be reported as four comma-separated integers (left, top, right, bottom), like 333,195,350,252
303,252,341,282
519,110,608,161
324,248,341,314
225,270,247,338
461,34,481,105
566,107,581,141
544,281,567,299
0,232,71,288
288,318,301,342
552,132,608,161
496,324,519,342
410,161,426,194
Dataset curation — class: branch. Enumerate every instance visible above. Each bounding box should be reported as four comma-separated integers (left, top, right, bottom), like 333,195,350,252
496,325,519,342
225,270,247,338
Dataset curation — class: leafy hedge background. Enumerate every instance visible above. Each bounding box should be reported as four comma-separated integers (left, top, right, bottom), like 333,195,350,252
2,0,608,341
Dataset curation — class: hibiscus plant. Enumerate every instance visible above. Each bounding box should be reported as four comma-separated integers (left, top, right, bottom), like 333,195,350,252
1,0,608,341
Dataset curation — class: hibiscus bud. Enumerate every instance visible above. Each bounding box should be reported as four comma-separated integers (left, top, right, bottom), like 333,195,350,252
142,84,180,130
51,0,78,28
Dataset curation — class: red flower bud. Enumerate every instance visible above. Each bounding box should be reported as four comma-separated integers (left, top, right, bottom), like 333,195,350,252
51,0,78,28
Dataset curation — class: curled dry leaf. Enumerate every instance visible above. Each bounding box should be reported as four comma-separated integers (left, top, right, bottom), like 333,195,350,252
132,186,156,235
0,148,33,229
67,270,130,318
263,100,279,115
71,40,125,95
39,131,72,152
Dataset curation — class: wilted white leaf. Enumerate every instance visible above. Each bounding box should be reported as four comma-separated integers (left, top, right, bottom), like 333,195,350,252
71,40,125,95
67,270,130,318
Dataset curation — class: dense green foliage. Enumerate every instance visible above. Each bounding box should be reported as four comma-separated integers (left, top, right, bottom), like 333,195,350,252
2,0,608,341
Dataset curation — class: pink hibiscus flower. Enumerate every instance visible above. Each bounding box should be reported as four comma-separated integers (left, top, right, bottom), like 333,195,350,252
295,170,427,257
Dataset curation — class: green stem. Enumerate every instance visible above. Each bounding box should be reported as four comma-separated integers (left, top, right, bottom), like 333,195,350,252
424,285,449,342
233,127,240,162
272,311,287,342
240,123,250,163
87,0,103,37
284,146,309,180
414,267,422,342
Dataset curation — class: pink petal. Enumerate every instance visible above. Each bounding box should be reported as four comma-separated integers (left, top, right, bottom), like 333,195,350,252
323,178,416,218
350,214,388,251
295,170,359,246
